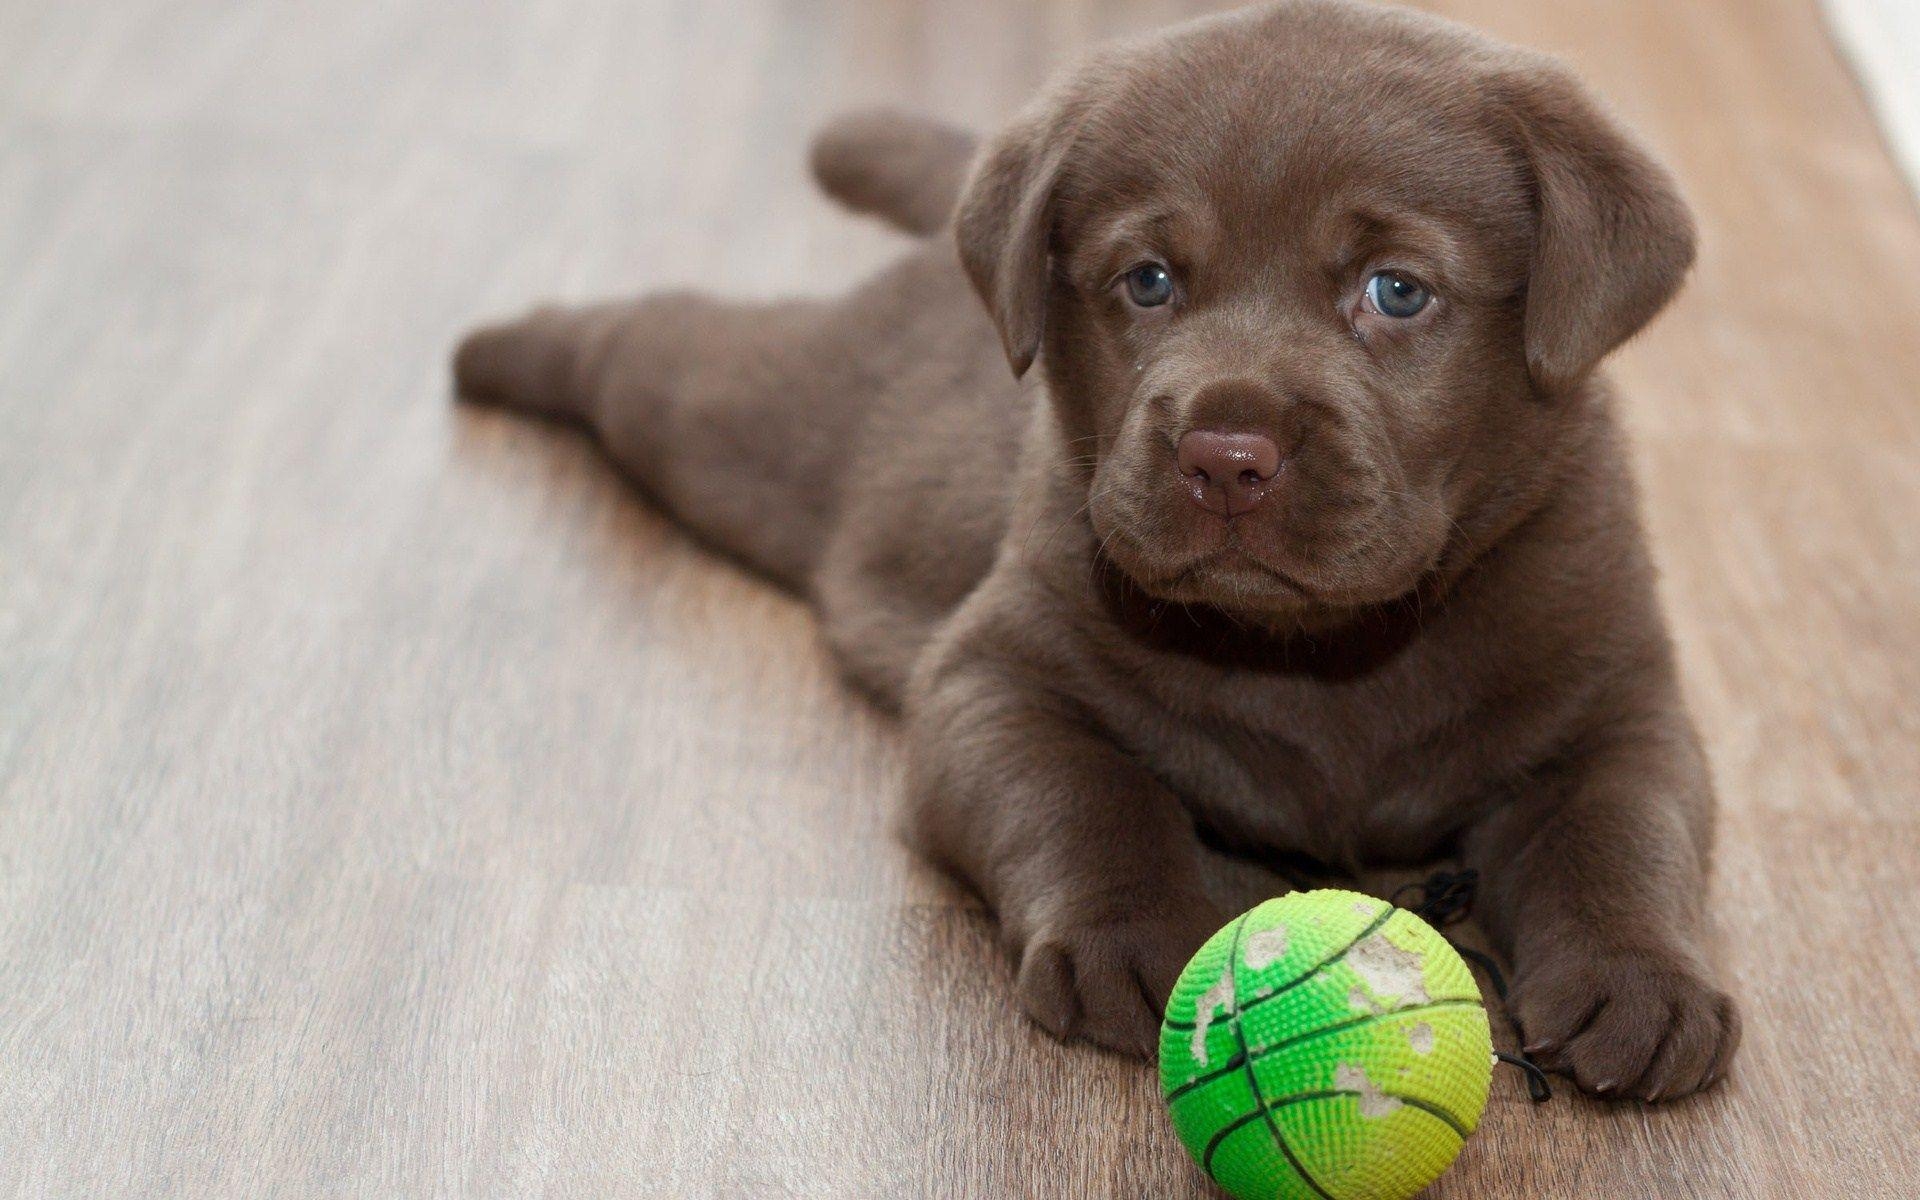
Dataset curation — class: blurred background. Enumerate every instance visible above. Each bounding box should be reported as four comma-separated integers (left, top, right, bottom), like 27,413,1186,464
1,1,1915,1197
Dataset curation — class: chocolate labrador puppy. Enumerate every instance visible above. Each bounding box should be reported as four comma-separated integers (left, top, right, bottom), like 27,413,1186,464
454,0,1739,1099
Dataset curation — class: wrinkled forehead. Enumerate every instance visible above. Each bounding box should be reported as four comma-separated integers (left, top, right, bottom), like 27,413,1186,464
1057,39,1535,295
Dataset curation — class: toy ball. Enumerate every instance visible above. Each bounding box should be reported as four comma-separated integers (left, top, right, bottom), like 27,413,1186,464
1160,889,1493,1200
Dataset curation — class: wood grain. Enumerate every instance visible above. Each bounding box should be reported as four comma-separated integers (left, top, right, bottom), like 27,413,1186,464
1,0,1913,1195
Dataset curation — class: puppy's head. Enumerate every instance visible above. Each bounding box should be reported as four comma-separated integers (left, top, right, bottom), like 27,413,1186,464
957,0,1693,624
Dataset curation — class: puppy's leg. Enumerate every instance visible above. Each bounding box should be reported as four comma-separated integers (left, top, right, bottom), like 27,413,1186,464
1464,710,1740,1101
453,293,850,588
904,640,1227,1059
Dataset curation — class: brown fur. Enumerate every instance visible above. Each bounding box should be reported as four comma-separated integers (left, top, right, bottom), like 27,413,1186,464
453,0,1738,1100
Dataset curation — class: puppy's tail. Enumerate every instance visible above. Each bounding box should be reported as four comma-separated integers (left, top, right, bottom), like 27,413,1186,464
809,109,978,237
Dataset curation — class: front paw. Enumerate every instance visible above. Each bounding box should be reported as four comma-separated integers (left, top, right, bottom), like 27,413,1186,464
1514,948,1740,1101
1014,905,1224,1060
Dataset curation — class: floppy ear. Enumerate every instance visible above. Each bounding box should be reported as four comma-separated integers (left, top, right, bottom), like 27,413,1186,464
1502,65,1697,394
954,96,1079,378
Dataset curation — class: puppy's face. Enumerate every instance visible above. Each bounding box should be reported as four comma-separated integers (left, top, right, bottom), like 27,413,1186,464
1054,85,1537,615
958,1,1694,624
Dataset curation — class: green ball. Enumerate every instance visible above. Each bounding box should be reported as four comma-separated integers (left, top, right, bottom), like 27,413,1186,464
1160,890,1493,1200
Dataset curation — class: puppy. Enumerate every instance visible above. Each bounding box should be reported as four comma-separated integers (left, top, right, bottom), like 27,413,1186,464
454,0,1739,1099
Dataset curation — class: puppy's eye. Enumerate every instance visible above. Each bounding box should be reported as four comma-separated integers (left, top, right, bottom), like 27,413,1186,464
1123,262,1176,308
1364,270,1431,318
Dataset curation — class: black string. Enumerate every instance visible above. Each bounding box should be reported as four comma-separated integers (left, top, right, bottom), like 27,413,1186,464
1454,946,1510,1005
1392,867,1553,1105
1390,868,1479,928
1497,1052,1555,1103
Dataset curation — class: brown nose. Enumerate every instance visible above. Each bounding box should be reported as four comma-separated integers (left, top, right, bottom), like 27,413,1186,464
1176,429,1282,517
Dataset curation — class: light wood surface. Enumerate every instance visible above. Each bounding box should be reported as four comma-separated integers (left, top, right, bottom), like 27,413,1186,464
2,0,1914,1196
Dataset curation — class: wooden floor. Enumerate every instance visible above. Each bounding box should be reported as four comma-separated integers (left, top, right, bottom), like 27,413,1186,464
2,0,1915,1195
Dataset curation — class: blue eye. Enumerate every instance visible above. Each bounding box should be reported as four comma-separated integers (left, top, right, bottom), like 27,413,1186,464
1124,262,1176,307
1365,270,1431,318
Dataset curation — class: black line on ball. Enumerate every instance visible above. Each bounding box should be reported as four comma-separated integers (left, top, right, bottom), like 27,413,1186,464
1222,912,1337,1200
1266,1089,1474,1142
1168,1051,1248,1101
1164,901,1398,1033
1166,997,1484,1105
1199,1092,1344,1176
1391,1094,1473,1140
1199,1086,1472,1179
